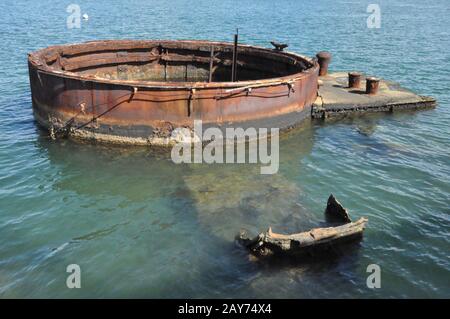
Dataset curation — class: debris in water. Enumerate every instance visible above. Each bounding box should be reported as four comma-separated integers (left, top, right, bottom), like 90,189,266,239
325,194,351,223
237,194,367,258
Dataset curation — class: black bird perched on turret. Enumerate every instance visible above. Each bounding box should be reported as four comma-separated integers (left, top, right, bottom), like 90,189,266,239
270,41,288,51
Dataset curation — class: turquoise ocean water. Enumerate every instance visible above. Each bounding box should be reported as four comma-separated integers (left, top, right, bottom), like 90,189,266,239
0,0,449,297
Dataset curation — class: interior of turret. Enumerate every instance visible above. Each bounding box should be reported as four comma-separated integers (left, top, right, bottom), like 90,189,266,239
39,40,314,83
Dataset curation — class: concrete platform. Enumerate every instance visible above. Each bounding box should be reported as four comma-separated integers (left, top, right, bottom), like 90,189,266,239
312,72,436,119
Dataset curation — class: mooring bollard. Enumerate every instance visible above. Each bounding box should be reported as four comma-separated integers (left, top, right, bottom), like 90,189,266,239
348,72,362,89
366,77,380,95
316,51,332,76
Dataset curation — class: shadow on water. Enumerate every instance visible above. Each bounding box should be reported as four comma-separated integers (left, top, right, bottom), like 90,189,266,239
180,121,318,241
166,238,367,298
35,120,319,243
34,132,184,198
249,240,364,272
28,122,371,298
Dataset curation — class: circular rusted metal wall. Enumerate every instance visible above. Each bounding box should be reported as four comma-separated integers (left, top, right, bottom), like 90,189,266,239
28,40,319,145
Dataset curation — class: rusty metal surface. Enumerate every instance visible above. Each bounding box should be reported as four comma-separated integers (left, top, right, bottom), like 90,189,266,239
28,40,319,145
366,77,380,95
316,51,331,77
348,72,362,89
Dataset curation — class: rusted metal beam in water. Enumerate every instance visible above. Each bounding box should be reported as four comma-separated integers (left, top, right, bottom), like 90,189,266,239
366,77,380,95
231,30,238,82
237,194,368,258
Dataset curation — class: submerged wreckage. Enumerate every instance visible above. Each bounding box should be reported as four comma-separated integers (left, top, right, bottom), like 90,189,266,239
27,38,435,145
238,195,368,258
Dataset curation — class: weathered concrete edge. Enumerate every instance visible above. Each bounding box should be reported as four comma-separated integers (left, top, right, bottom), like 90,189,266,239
311,95,437,120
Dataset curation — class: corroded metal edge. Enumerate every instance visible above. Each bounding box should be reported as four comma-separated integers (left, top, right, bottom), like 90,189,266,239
28,39,318,89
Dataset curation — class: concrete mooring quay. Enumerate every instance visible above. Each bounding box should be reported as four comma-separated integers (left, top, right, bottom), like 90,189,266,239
312,53,436,120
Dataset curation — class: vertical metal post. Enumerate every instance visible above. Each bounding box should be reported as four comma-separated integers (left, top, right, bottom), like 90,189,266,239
366,77,380,95
231,30,238,82
348,72,362,89
316,51,332,76
164,61,167,81
208,46,214,82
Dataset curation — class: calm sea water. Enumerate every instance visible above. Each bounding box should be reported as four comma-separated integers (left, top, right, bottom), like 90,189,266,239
0,0,449,298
